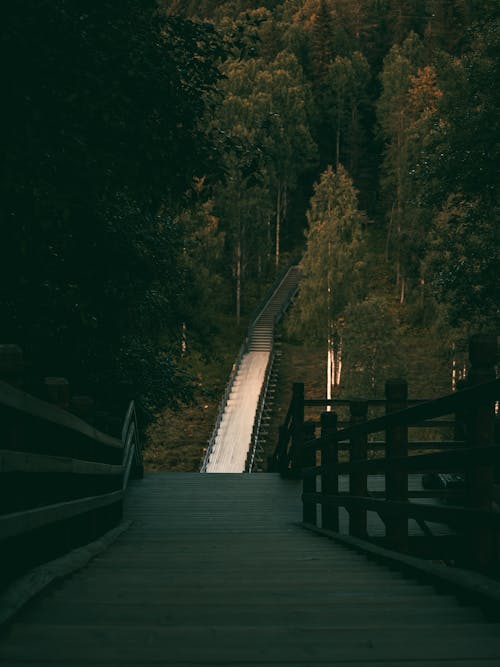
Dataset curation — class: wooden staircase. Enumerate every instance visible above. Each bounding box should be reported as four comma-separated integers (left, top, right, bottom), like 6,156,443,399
2,473,500,665
203,266,300,473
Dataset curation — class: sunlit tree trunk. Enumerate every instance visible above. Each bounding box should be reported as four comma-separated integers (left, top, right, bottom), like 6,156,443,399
326,336,333,411
275,183,281,271
335,334,343,386
236,236,241,326
336,103,341,168
181,322,187,355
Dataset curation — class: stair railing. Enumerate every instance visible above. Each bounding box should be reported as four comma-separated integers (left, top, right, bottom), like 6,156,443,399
282,334,499,573
0,358,143,593
245,267,300,472
202,265,300,473
200,340,247,472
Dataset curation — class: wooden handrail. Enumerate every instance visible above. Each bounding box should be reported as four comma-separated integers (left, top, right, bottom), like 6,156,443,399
303,398,432,407
302,444,500,476
279,333,499,573
311,378,499,446
0,380,122,452
0,367,142,592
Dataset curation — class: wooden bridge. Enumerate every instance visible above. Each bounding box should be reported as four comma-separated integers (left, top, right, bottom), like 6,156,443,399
1,335,500,665
202,266,300,473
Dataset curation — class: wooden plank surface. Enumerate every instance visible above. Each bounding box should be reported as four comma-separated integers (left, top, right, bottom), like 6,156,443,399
1,473,499,665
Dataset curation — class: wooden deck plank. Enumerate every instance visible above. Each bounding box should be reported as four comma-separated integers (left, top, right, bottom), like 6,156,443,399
3,625,500,662
1,472,498,665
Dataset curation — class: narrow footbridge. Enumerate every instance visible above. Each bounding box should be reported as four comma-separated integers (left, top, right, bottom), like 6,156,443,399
202,265,300,473
1,336,500,665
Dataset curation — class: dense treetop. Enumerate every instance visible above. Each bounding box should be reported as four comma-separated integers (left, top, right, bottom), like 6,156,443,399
2,0,497,414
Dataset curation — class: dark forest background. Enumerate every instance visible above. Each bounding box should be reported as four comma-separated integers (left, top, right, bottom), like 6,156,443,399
1,1,498,432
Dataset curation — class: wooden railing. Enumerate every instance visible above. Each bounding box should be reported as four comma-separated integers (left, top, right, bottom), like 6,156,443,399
245,267,300,472
0,347,142,592
272,334,500,573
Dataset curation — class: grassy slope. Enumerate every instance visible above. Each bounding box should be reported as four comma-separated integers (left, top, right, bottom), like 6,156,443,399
144,315,246,472
143,273,281,472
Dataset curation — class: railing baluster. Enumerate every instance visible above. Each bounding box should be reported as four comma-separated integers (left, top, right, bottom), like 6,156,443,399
302,421,317,525
349,400,368,538
385,379,408,552
291,382,304,476
466,334,497,570
321,411,338,532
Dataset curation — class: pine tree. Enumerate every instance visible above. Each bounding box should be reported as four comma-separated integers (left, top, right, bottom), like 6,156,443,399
291,164,366,394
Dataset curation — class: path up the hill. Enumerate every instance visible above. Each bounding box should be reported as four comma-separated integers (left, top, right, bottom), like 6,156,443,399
204,266,300,473
2,473,500,665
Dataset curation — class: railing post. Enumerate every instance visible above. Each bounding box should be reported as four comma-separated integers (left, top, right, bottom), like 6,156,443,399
466,334,497,570
302,421,317,525
454,378,469,443
275,424,289,474
321,411,339,532
349,400,368,538
385,379,408,552
291,382,304,476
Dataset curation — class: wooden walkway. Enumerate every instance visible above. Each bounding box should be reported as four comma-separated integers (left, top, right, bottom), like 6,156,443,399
204,267,300,473
2,473,500,666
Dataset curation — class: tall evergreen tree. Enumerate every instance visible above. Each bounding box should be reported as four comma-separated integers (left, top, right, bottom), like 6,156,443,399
291,164,366,393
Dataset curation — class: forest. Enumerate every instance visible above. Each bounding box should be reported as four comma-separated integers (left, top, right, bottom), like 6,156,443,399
2,1,498,460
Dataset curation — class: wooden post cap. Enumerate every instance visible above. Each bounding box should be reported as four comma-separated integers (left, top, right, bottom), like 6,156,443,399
349,400,369,419
385,378,408,402
44,377,70,407
469,334,497,368
0,345,24,382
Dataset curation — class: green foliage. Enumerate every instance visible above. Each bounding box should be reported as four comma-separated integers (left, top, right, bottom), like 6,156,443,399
1,2,223,409
418,12,499,328
291,165,367,342
3,0,496,428
322,51,371,171
213,50,317,317
423,196,499,330
341,297,405,397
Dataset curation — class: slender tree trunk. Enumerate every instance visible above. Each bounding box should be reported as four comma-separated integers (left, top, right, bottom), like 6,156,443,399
267,212,272,264
283,185,287,230
395,113,404,288
419,277,425,309
181,322,187,355
386,203,395,262
350,105,357,173
336,334,343,386
331,335,337,391
236,237,241,326
336,104,341,168
400,276,406,304
275,183,281,272
326,335,333,411
451,344,457,391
